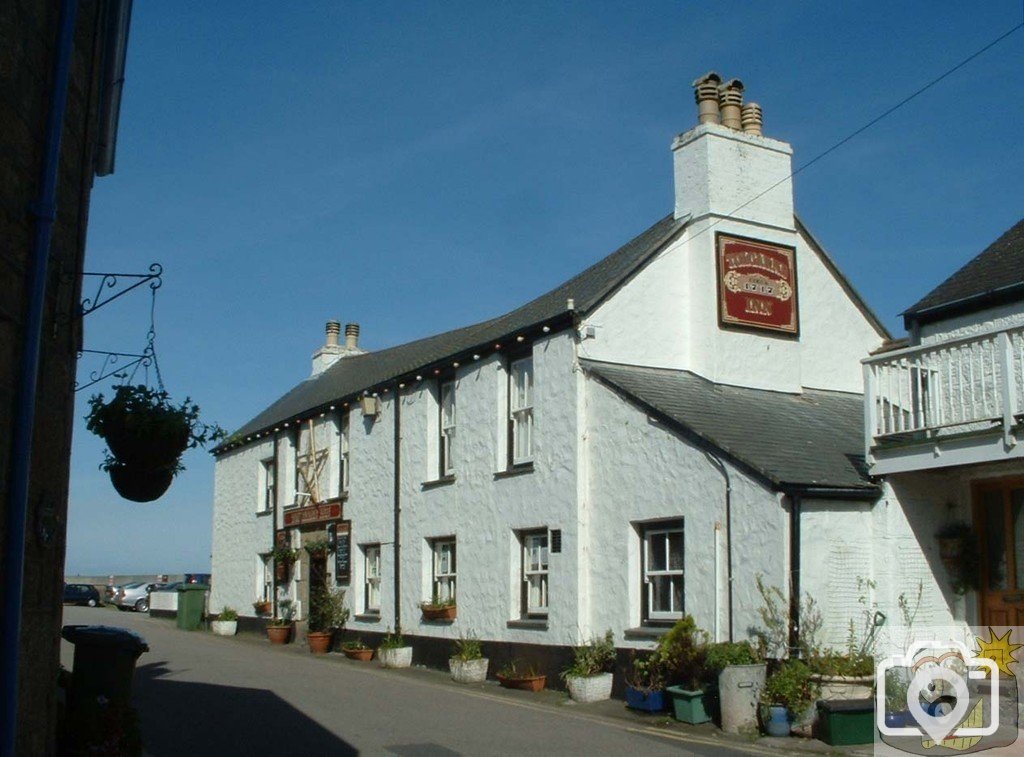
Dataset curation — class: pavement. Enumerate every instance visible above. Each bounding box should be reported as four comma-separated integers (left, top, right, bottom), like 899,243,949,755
60,605,873,756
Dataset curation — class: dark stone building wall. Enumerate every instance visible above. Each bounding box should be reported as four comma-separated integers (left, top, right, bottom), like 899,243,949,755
1,2,110,753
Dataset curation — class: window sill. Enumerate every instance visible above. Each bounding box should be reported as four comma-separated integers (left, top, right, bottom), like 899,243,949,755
623,625,672,641
506,618,548,631
421,475,456,491
255,509,273,517
353,613,381,623
494,463,534,480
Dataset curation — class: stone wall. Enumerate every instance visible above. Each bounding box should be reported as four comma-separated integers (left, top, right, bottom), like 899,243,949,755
0,2,109,753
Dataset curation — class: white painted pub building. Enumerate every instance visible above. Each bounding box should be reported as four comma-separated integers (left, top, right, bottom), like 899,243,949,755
210,74,1024,669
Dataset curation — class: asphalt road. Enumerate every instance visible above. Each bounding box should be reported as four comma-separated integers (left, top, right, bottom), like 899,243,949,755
60,606,762,756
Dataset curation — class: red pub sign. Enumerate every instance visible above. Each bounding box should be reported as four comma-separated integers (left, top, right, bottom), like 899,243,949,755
283,501,342,527
716,233,798,335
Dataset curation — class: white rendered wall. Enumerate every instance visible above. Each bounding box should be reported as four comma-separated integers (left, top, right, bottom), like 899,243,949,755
585,374,788,648
399,331,583,646
917,301,1024,346
210,439,276,614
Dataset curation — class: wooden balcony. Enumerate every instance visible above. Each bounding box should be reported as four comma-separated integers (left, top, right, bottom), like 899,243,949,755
863,324,1024,475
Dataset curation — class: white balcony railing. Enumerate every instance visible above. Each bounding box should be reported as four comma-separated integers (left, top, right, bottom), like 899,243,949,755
863,325,1024,455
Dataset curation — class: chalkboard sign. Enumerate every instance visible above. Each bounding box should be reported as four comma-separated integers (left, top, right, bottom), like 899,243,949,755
334,530,351,585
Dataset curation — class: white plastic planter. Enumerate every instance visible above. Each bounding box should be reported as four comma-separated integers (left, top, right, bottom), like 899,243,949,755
449,657,489,683
211,620,237,637
811,673,875,701
378,646,413,668
719,663,766,734
566,672,613,703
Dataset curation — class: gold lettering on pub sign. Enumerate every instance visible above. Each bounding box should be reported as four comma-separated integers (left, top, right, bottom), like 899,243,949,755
717,234,798,335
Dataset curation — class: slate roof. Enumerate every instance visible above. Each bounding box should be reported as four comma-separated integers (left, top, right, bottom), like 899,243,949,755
218,213,687,449
904,217,1024,322
583,360,876,493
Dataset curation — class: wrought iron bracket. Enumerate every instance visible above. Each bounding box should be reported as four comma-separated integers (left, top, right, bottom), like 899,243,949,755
75,346,153,392
78,263,162,319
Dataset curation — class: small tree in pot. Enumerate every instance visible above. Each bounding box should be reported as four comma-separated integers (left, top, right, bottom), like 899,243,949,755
661,616,712,723
449,634,488,684
307,586,349,654
562,629,616,703
266,599,295,645
86,384,224,502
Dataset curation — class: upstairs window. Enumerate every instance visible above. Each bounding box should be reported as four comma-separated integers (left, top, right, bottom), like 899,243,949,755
296,419,330,505
430,538,456,603
439,380,456,477
259,458,275,512
642,521,684,623
509,356,534,465
520,529,548,617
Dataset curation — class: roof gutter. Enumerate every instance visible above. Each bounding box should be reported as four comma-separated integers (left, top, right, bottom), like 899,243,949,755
95,0,133,177
780,484,881,501
902,281,1024,330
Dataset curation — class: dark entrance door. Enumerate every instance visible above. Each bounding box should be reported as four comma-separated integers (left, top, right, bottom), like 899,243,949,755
974,477,1024,627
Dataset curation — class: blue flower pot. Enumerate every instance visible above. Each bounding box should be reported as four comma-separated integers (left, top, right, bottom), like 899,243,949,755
763,704,791,737
884,710,912,729
626,686,666,712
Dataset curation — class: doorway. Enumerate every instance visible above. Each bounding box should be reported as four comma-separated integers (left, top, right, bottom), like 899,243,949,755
973,477,1024,627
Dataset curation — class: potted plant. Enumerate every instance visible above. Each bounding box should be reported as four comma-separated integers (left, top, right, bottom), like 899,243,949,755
271,545,299,583
303,538,331,560
562,629,616,703
420,594,457,621
807,649,875,701
211,606,238,636
266,599,294,645
307,586,349,654
706,640,765,734
760,659,818,737
882,668,912,728
660,616,712,723
933,522,980,594
449,634,488,684
340,639,374,661
86,384,224,502
496,659,546,692
377,631,413,668
253,598,272,616
625,650,669,712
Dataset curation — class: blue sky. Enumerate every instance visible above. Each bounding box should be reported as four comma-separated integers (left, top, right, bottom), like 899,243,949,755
66,1,1024,574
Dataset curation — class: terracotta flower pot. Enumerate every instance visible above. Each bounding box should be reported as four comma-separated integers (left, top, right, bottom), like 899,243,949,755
253,601,272,616
421,605,457,621
266,625,291,645
342,647,373,661
108,463,174,503
497,674,546,692
307,631,333,654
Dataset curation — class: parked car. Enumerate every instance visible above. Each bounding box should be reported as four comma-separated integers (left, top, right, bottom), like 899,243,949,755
62,583,100,607
114,581,165,612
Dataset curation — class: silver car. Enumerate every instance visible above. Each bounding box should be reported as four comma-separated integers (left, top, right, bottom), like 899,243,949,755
114,581,164,612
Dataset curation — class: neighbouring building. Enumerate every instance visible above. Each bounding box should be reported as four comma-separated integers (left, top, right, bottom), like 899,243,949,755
210,73,995,681
0,0,133,753
863,218,1024,631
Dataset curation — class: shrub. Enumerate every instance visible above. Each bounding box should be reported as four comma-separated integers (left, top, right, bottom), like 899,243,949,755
217,606,238,622
625,650,668,693
563,630,615,678
308,586,349,633
452,634,484,661
498,659,540,678
656,615,709,689
704,641,760,678
761,659,818,713
378,630,406,650
341,639,369,651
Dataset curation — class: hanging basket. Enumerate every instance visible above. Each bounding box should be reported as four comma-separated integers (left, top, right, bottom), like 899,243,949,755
938,536,963,572
108,463,174,503
105,421,190,470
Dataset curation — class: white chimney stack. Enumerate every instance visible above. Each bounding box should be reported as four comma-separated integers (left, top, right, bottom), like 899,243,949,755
311,320,366,376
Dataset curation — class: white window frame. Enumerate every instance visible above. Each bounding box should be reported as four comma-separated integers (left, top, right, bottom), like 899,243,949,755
363,544,381,614
431,538,456,603
258,553,272,601
340,411,350,493
258,457,275,512
642,522,684,622
440,380,456,477
509,356,534,465
521,530,548,617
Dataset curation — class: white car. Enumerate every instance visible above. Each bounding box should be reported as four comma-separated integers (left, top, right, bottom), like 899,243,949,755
114,581,165,612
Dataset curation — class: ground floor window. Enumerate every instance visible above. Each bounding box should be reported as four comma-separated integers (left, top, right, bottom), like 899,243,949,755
520,529,548,617
640,520,684,623
258,553,272,601
430,538,456,603
363,544,381,614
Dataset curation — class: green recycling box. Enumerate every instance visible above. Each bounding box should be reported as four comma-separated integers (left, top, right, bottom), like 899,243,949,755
817,698,875,746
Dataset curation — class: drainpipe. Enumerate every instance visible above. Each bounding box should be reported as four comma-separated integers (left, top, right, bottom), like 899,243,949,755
704,452,733,642
1,3,79,754
272,434,280,617
393,384,402,634
787,492,802,655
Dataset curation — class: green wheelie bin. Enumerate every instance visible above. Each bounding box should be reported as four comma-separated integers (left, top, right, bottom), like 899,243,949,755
176,583,209,630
